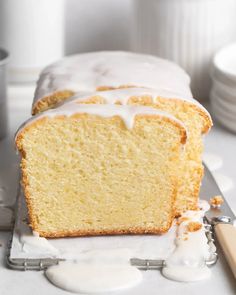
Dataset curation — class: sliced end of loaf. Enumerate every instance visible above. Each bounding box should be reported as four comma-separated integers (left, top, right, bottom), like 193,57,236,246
16,111,185,237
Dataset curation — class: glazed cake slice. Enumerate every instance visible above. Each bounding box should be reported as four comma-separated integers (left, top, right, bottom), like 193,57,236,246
62,88,212,215
16,104,186,238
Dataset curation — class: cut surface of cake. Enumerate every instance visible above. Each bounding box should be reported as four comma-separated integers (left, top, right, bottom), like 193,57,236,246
30,51,212,215
56,88,212,215
16,103,187,237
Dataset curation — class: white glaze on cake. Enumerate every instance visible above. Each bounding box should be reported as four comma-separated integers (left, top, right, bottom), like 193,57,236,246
69,87,211,121
16,101,187,139
33,51,192,109
32,52,212,133
162,200,212,282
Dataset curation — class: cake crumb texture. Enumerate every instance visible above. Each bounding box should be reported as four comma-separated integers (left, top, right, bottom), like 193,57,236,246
16,112,185,237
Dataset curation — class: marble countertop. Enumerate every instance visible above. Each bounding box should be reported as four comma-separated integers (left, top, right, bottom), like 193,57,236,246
0,85,236,294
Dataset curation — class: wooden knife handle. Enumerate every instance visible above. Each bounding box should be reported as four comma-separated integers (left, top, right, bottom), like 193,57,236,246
215,223,236,278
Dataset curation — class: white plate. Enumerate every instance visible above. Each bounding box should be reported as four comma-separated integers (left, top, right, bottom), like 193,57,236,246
213,43,236,85
211,79,236,104
211,91,236,114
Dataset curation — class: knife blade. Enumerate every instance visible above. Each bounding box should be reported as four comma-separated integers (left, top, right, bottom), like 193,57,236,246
202,163,236,278
201,164,235,224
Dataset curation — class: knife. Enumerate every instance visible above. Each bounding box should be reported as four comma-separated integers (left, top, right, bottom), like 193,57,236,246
202,164,236,278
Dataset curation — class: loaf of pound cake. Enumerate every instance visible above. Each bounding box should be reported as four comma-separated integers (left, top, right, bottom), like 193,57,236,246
15,52,212,237
31,52,212,215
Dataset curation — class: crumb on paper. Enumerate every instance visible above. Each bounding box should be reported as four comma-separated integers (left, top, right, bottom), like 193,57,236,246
187,222,202,232
210,195,224,208
176,217,190,226
182,232,189,241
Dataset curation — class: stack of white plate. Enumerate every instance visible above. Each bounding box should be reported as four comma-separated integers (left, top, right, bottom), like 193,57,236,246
210,43,236,133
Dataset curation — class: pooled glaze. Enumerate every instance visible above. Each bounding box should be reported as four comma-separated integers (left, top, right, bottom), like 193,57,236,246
46,262,142,294
33,51,192,108
20,230,59,255
162,200,212,282
16,100,187,139
46,249,142,294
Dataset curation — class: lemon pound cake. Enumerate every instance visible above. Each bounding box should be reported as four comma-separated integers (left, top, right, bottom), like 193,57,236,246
16,102,187,238
31,51,212,215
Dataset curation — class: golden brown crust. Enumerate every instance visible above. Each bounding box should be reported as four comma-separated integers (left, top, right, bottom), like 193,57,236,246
157,97,212,134
32,86,135,115
16,118,52,235
34,226,172,238
32,90,75,115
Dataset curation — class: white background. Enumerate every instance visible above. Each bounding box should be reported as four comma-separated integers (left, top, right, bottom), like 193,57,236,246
65,0,132,54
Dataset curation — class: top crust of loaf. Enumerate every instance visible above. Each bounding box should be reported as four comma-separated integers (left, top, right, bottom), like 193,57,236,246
32,51,192,109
